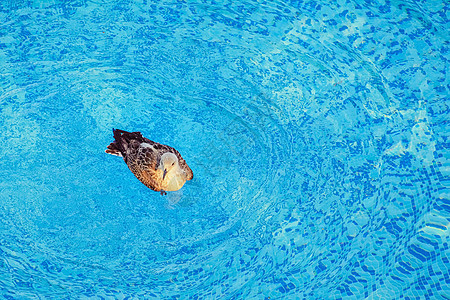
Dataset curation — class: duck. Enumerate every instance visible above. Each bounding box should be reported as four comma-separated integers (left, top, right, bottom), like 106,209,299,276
105,129,193,195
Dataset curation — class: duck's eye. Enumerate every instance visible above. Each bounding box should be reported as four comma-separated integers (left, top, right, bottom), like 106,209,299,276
172,162,175,166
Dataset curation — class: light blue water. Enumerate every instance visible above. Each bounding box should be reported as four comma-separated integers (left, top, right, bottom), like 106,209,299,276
0,0,448,299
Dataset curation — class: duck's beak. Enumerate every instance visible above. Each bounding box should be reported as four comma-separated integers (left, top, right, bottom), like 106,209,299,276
163,169,167,180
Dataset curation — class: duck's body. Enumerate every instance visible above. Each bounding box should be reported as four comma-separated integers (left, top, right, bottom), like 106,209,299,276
106,129,193,194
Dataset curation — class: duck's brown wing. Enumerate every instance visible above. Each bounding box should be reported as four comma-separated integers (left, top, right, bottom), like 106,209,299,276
127,158,162,192
179,157,193,180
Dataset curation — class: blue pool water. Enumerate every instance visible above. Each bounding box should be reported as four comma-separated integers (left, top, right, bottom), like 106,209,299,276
0,0,448,298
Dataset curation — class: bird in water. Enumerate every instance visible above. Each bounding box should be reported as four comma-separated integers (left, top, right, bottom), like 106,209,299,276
105,129,193,195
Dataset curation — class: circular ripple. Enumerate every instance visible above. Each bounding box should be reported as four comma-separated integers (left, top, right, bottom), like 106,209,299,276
0,0,447,298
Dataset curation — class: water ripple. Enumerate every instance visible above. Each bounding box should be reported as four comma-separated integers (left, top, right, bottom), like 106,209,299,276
0,0,447,298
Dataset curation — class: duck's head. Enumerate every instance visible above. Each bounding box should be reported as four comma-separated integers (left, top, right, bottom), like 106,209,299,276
159,152,180,180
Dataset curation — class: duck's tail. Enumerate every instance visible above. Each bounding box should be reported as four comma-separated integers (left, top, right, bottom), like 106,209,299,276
105,129,124,157
106,128,145,157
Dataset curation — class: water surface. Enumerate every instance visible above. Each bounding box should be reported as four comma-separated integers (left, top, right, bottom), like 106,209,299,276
0,0,448,298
